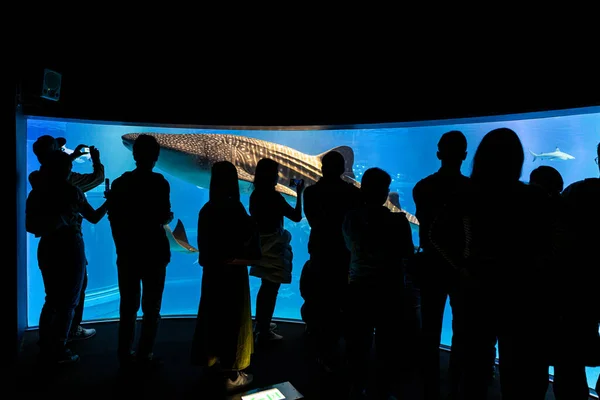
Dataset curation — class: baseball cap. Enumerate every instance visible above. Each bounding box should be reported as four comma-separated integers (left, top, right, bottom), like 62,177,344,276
32,135,67,160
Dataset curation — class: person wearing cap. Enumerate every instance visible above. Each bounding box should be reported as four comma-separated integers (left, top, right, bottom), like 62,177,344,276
26,150,108,364
31,135,105,342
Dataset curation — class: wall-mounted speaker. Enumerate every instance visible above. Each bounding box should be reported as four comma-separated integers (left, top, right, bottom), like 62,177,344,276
41,68,61,101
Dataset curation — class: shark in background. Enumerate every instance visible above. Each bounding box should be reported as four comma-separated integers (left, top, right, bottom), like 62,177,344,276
529,147,575,162
121,132,420,238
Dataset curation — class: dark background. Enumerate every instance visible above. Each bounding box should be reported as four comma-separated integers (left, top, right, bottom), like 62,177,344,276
16,60,600,126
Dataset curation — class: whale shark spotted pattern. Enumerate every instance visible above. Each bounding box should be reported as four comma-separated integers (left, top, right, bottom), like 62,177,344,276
121,132,420,231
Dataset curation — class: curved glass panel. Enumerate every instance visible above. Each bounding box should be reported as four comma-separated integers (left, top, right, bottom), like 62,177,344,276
25,108,599,389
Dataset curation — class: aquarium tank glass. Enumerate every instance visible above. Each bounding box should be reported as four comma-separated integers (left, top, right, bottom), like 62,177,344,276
24,107,600,389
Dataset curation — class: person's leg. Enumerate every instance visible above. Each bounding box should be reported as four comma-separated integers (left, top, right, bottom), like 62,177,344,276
553,363,589,400
346,282,375,397
137,265,167,360
116,260,141,363
299,259,315,330
497,306,549,400
419,275,448,400
374,288,403,399
39,236,86,363
255,279,281,338
461,289,497,400
315,264,347,369
68,265,96,340
38,266,58,356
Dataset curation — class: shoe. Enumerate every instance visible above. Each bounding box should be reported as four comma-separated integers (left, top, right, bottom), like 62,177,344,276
68,325,96,342
253,322,278,333
57,348,80,364
39,348,80,365
137,353,164,369
256,330,283,343
316,356,336,373
225,371,253,392
118,351,136,367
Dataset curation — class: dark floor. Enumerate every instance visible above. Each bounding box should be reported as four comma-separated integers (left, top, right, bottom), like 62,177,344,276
15,318,563,399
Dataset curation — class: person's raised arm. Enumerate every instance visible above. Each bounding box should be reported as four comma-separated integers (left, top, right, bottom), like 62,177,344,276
69,146,106,193
282,180,304,222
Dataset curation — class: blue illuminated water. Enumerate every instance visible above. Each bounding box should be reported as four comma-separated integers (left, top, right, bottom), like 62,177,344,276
25,109,600,389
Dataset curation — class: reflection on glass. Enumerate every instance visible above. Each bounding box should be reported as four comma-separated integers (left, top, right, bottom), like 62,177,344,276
25,108,600,389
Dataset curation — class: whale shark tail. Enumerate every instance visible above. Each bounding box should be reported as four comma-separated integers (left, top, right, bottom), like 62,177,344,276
317,145,356,179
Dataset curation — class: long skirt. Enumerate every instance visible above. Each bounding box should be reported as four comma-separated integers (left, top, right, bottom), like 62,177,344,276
191,263,254,371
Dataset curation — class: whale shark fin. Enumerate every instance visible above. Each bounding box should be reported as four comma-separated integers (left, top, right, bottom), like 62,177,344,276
236,167,298,198
317,145,356,179
388,191,401,210
236,168,255,183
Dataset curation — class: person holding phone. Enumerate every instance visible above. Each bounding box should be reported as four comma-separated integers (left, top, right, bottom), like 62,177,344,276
248,158,304,344
26,150,108,364
30,135,105,342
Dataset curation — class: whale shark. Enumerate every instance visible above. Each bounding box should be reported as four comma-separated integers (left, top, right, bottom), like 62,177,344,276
529,148,575,162
121,133,420,231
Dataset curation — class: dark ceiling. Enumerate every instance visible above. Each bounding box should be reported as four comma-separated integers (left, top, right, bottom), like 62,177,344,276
16,61,600,127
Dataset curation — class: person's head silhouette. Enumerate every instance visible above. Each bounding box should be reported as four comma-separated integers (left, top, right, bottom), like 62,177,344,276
40,150,73,182
437,130,467,168
530,165,564,195
133,134,160,169
361,167,391,206
471,127,524,184
33,135,67,165
253,158,279,191
321,151,346,179
210,161,240,202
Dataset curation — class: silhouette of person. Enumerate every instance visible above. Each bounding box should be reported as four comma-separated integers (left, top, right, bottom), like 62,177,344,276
343,167,414,399
557,142,600,399
412,130,472,399
249,158,303,343
106,134,173,367
528,165,586,400
191,161,258,393
31,135,105,342
25,150,108,364
436,128,555,399
300,150,362,371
